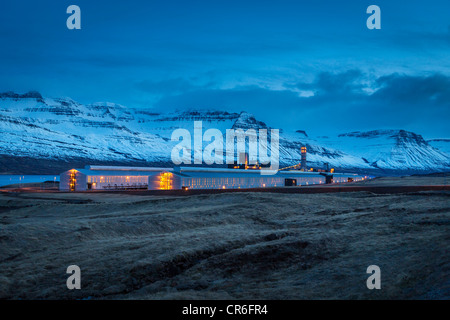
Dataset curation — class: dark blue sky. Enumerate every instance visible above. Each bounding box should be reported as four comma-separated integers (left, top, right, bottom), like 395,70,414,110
1,0,449,138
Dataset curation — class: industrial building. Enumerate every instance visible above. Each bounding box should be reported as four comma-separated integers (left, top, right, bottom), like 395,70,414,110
150,167,332,190
150,167,367,190
60,165,369,191
59,148,370,191
59,165,173,191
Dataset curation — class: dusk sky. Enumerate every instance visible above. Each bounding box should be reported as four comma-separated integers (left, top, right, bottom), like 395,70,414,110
1,0,449,138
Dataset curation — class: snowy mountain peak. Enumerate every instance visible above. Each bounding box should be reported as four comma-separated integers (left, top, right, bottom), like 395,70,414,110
295,130,308,137
0,91,43,100
232,111,268,130
339,129,430,147
340,129,412,138
327,129,449,171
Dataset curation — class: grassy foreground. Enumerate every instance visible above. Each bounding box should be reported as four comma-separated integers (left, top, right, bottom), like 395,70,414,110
0,176,449,299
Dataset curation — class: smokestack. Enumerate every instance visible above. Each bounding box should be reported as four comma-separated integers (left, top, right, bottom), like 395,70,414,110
301,146,307,170
239,152,249,169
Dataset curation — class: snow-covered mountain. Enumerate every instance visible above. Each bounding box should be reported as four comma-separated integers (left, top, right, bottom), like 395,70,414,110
317,130,450,172
0,91,449,174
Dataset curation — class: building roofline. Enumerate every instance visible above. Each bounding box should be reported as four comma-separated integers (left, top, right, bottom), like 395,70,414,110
85,165,173,172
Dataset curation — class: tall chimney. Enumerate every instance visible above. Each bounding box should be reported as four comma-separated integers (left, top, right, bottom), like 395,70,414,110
301,146,307,170
239,152,249,169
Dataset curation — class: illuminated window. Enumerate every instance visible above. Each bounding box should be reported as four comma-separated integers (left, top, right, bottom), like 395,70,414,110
69,170,76,191
160,172,173,190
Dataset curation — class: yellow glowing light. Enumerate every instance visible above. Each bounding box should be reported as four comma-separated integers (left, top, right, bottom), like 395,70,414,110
160,172,173,190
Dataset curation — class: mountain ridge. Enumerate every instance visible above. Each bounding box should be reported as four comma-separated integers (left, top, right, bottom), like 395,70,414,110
0,91,449,175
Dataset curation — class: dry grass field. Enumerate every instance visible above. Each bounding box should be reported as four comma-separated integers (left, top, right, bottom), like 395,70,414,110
0,175,449,299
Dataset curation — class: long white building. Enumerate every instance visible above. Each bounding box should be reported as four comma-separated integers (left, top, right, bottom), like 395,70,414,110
59,165,173,191
60,165,369,191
